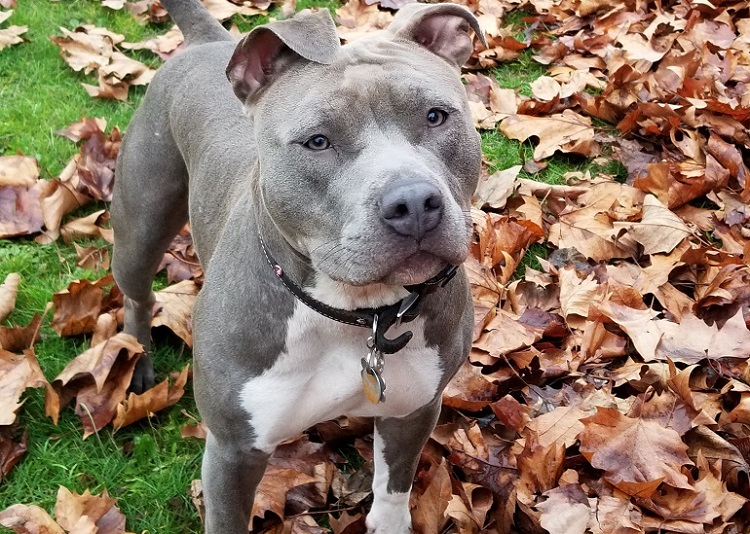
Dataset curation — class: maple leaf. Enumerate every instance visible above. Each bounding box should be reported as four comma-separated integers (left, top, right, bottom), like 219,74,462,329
0,272,20,323
152,280,200,346
0,349,48,425
112,365,189,430
46,330,143,436
0,426,27,482
410,454,452,534
617,194,692,254
122,25,184,60
54,487,129,533
0,504,65,534
587,496,643,534
578,406,693,497
51,275,116,337
537,483,590,534
500,109,600,161
0,10,26,50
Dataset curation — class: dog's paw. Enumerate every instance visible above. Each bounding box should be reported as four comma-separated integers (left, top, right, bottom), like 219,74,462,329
129,355,155,394
365,496,412,534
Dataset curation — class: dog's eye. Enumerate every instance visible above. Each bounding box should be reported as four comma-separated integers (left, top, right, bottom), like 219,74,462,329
303,135,331,151
426,109,448,127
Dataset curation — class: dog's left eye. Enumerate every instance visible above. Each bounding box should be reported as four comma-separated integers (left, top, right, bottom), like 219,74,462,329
303,135,331,151
426,109,448,127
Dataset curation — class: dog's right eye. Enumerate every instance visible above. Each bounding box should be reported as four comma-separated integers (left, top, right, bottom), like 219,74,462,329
303,135,331,151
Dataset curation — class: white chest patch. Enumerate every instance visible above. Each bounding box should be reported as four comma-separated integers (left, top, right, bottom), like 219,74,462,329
239,282,442,453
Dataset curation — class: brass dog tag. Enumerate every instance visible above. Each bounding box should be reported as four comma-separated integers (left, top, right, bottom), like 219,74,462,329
361,358,386,404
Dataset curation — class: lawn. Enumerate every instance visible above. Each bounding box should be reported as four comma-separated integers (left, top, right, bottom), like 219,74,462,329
2,0,748,532
0,2,557,531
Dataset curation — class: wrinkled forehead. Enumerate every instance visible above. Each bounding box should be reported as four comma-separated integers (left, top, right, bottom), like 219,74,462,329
255,37,467,133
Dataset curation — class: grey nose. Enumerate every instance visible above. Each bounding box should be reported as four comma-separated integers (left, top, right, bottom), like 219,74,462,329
379,180,444,240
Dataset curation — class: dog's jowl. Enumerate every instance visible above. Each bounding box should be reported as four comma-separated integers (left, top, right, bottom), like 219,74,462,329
111,1,484,532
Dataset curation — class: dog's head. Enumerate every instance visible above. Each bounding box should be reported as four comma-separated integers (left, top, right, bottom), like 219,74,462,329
227,4,483,286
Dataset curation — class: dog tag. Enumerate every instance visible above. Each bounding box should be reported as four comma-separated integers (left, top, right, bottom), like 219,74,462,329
361,358,386,404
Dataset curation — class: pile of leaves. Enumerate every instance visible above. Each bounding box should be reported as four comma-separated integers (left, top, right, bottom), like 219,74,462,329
2,0,750,532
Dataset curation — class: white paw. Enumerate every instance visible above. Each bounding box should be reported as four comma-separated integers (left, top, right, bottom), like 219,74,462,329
366,491,412,534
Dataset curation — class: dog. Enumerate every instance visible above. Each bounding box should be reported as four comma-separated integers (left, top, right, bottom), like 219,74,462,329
111,1,484,532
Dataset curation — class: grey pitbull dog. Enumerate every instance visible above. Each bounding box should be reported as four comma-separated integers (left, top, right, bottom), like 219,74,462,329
111,0,484,532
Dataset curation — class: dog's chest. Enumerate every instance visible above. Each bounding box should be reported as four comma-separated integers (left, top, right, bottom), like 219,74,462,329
239,301,442,452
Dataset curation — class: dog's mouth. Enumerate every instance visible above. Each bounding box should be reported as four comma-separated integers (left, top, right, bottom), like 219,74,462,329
378,251,447,286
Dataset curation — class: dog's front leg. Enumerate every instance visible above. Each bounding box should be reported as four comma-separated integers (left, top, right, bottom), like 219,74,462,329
202,431,270,534
367,399,441,534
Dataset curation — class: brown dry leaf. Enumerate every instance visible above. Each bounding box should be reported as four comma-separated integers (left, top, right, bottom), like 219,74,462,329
122,25,183,60
51,275,115,337
35,172,93,245
0,272,20,322
202,0,266,21
473,165,520,210
473,308,540,360
61,209,113,243
74,243,111,271
0,426,27,482
618,194,691,254
0,155,38,187
0,503,64,533
152,280,200,346
251,438,335,525
410,454,452,534
158,224,203,282
579,406,693,496
601,303,750,363
558,267,605,329
500,110,600,161
0,156,47,238
587,495,643,534
56,117,107,143
537,483,590,534
54,486,128,533
335,0,394,41
112,365,189,430
47,331,142,435
329,510,366,534
50,26,121,74
0,10,27,51
0,349,48,425
0,314,42,353
442,359,500,410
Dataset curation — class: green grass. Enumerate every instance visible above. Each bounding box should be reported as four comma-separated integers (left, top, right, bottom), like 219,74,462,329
0,1,598,532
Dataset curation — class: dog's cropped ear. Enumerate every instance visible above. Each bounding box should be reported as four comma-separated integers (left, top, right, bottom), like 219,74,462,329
227,9,340,102
388,3,486,68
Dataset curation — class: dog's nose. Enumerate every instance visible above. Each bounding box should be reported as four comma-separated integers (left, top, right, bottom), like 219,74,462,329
379,180,444,240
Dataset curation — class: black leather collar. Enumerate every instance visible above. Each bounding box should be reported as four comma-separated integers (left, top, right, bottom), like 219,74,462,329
259,235,457,354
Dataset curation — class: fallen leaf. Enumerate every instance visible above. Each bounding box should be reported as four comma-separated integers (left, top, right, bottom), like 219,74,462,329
0,349,48,425
0,504,64,533
0,426,27,482
579,406,693,496
500,110,600,161
112,365,189,430
152,280,200,346
0,272,21,322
